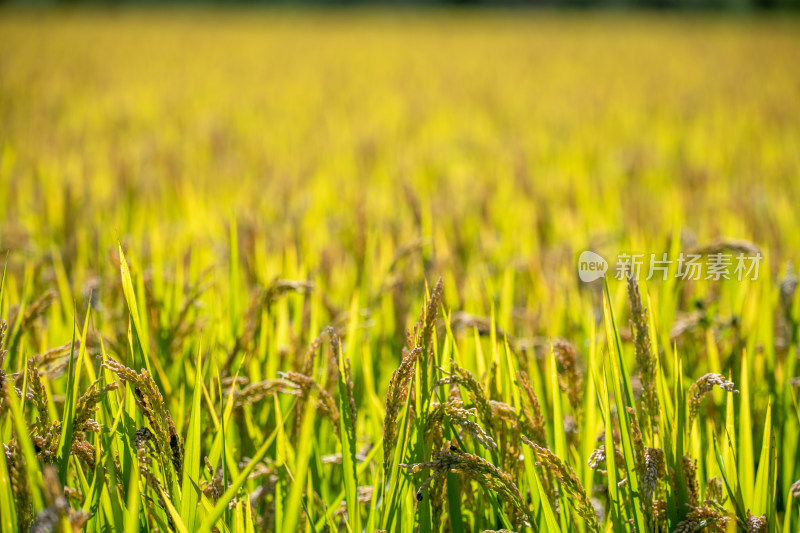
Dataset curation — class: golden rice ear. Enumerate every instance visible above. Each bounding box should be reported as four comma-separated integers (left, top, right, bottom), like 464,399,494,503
0,320,7,367
516,370,547,447
522,436,601,533
278,370,341,439
673,505,730,533
382,345,421,472
553,339,584,419
687,373,739,425
402,442,533,529
627,274,659,437
102,358,183,486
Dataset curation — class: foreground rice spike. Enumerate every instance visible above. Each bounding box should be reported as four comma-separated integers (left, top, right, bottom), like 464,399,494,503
4,440,32,532
382,278,443,475
640,447,665,501
682,456,700,507
792,479,800,498
588,444,626,474
626,405,659,526
627,275,659,436
332,331,357,437
300,328,330,378
401,442,532,527
553,339,583,419
133,427,174,524
231,379,297,407
10,290,57,339
425,400,497,451
745,512,767,533
102,357,183,483
201,457,225,502
430,473,447,533
29,465,89,533
408,277,444,355
522,436,600,533
436,359,494,433
26,357,49,430
687,373,738,425
382,345,421,471
516,370,547,446
279,371,341,437
673,505,729,533
286,327,333,443
0,321,8,418
73,378,119,433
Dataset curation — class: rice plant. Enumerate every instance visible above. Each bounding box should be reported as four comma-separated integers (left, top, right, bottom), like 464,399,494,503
0,9,799,533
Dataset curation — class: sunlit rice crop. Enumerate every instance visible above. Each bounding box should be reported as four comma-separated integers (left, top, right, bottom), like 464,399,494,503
0,9,799,533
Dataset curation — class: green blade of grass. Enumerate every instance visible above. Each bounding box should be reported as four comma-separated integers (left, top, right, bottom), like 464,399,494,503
602,281,647,533
713,433,746,524
198,402,290,532
180,346,204,530
595,362,623,533
159,484,191,533
282,392,319,533
336,338,361,533
124,467,141,533
56,300,91,485
6,388,44,510
548,344,570,529
753,401,772,516
0,432,16,533
381,366,415,531
118,244,152,375
671,345,690,525
738,349,755,508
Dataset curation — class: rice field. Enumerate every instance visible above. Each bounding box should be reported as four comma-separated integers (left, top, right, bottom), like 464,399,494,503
1,9,800,533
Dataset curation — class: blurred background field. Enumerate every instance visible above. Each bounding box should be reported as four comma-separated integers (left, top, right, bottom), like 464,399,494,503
2,11,799,280
1,9,800,533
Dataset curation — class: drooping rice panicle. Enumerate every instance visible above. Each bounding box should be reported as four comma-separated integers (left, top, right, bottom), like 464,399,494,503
627,275,659,437
382,346,421,472
745,512,768,533
103,357,184,484
522,436,600,533
401,442,533,527
517,370,547,446
425,400,497,451
436,359,494,433
279,370,341,438
554,339,583,418
0,17,796,533
687,373,738,425
673,504,729,533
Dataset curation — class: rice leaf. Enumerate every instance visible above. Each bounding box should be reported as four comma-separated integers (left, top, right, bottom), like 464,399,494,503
56,300,91,485
180,346,204,530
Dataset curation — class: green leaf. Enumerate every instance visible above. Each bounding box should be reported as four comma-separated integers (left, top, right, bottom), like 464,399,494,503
199,405,289,532
159,484,191,533
0,430,17,533
602,281,647,532
124,467,141,533
56,300,91,485
738,349,755,507
336,338,361,533
282,393,319,533
118,244,152,375
180,346,204,530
